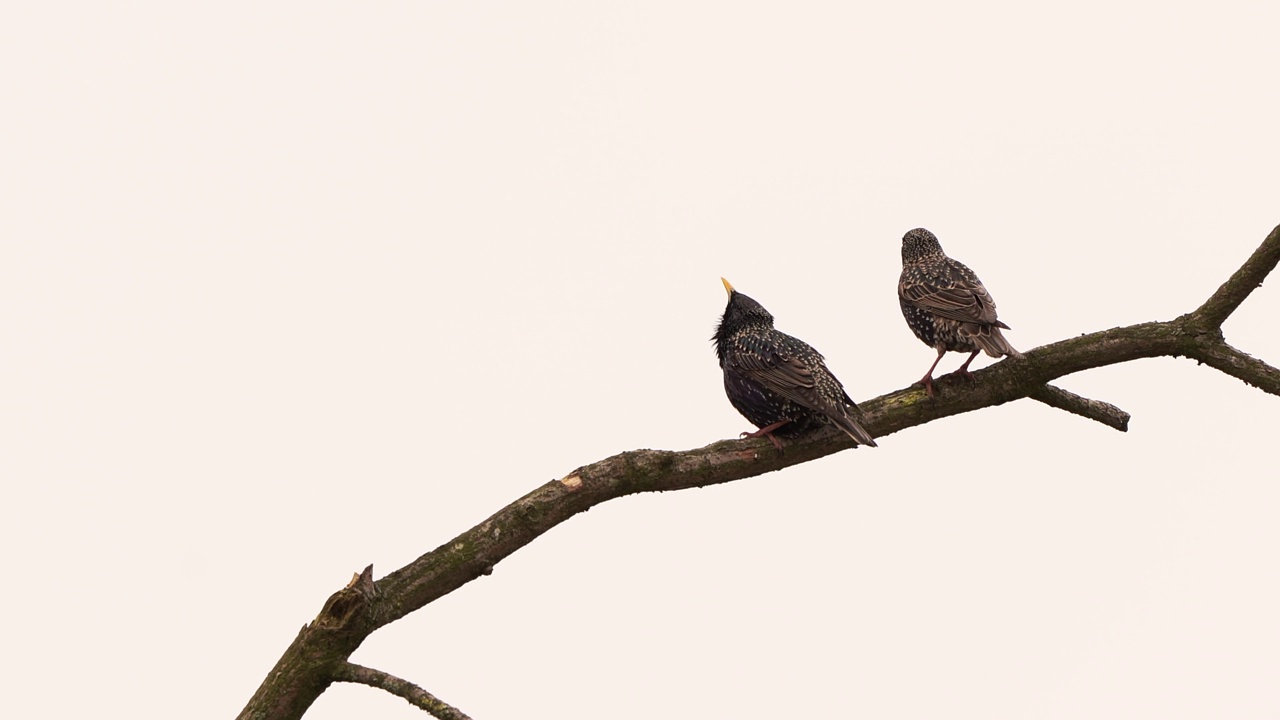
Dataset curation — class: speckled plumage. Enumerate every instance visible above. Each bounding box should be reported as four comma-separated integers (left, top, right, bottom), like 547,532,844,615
714,279,876,448
898,228,1020,396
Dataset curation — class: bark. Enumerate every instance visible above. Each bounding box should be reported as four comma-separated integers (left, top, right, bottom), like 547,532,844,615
238,224,1279,720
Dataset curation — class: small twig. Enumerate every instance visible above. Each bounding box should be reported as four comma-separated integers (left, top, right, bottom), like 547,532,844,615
334,662,473,720
1028,384,1130,431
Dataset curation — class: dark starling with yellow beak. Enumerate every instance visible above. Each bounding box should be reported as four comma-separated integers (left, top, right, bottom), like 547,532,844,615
713,278,876,449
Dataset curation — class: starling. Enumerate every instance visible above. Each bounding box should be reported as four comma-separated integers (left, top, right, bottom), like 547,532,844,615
898,228,1020,397
713,278,876,449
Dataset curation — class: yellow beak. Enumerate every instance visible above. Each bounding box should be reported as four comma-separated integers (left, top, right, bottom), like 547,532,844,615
721,277,735,295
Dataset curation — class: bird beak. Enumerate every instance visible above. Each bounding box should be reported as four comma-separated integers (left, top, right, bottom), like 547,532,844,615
721,277,735,296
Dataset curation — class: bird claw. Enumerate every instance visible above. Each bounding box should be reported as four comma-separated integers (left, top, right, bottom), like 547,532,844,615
738,420,789,451
740,429,785,451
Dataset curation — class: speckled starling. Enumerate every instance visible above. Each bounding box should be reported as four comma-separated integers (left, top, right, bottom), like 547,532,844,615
898,228,1020,397
713,278,876,449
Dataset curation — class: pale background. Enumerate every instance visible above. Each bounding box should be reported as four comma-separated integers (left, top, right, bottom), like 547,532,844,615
2,3,1278,718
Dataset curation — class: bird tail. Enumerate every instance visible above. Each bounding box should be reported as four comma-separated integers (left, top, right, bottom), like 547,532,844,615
835,412,878,448
968,323,1021,359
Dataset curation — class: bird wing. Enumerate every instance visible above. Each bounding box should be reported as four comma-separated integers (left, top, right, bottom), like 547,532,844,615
725,330,874,445
726,338,831,413
899,261,1005,327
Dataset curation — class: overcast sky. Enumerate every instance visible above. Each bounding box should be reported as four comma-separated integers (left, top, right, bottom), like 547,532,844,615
3,3,1278,719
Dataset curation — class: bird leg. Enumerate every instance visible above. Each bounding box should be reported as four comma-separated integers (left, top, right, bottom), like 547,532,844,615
950,349,982,381
741,419,789,450
918,348,948,398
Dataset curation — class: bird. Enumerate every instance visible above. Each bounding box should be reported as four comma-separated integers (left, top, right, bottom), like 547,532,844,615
898,227,1020,397
713,278,876,449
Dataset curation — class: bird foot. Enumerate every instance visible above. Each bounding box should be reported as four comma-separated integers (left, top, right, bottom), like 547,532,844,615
919,376,937,398
740,429,785,451
924,368,975,397
740,421,788,451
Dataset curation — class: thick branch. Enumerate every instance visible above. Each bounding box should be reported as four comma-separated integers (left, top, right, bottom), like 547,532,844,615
1191,223,1280,328
333,663,472,720
238,225,1280,720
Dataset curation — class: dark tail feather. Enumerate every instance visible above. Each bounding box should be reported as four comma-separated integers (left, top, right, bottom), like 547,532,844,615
834,412,877,448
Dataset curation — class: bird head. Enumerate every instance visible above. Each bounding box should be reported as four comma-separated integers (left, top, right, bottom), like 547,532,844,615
901,227,944,264
715,278,775,338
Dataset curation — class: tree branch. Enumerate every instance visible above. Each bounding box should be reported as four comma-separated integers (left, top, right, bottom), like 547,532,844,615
237,224,1280,720
333,663,472,720
1187,337,1280,395
1190,224,1280,328
1028,384,1130,431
